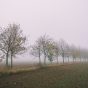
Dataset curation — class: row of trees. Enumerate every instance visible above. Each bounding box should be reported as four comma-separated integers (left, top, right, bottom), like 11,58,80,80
0,23,88,68
30,35,88,65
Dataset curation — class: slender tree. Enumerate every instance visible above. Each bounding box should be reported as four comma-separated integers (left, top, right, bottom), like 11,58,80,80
58,39,68,63
30,43,42,65
70,45,78,62
53,42,60,64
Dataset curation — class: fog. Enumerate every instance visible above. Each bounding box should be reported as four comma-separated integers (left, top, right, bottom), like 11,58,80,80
0,0,88,64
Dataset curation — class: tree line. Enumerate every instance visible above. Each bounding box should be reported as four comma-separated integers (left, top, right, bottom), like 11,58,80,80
0,24,88,68
30,34,88,65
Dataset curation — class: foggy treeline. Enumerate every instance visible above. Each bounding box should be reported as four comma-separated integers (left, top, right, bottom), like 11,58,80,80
30,34,88,65
0,24,88,68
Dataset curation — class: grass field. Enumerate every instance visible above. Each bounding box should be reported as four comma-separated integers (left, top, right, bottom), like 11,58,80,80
0,63,88,88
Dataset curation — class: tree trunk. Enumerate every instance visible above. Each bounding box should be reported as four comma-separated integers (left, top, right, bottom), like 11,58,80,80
6,53,9,68
11,54,13,69
68,57,69,63
44,55,46,65
39,54,41,65
62,53,64,64
63,56,64,63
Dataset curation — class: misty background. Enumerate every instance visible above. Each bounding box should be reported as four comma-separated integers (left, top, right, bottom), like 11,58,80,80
0,0,88,65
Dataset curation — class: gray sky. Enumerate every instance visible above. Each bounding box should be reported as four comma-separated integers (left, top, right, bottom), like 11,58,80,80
0,0,88,48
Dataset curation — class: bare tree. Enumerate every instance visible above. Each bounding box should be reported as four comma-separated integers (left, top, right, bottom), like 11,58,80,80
53,42,60,64
30,42,42,65
64,44,71,63
9,24,27,68
80,48,88,62
30,35,58,65
58,39,68,63
70,45,78,62
37,35,52,65
0,24,27,68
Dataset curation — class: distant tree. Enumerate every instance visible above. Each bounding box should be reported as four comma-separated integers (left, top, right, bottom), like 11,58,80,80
64,44,71,63
37,35,52,65
30,42,42,65
58,39,68,63
80,48,88,62
53,42,60,64
70,45,78,62
46,41,56,63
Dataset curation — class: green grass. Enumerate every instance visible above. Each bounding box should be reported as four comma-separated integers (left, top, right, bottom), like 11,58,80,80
0,63,88,88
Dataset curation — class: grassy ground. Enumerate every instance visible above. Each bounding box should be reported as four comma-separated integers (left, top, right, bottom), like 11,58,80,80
0,63,88,88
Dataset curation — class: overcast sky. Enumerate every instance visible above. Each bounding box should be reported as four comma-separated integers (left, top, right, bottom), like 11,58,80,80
0,0,88,48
